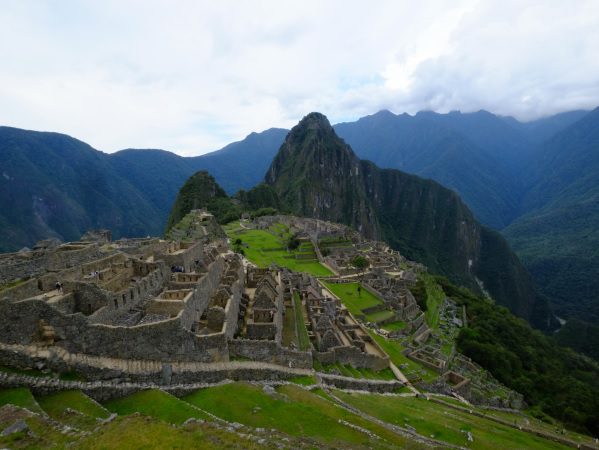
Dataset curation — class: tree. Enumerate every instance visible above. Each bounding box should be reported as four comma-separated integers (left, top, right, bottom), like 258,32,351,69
351,255,369,284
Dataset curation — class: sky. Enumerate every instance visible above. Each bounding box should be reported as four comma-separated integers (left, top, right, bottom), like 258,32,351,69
0,0,598,156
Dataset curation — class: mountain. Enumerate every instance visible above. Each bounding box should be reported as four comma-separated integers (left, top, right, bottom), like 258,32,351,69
265,112,552,328
0,126,163,251
0,127,287,251
334,110,525,229
187,128,288,193
165,171,239,231
503,107,599,323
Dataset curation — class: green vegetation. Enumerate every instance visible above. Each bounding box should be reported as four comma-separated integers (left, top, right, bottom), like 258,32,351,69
335,391,571,450
0,278,26,291
282,305,298,347
288,375,317,385
322,281,382,316
368,332,438,383
166,171,240,231
184,382,422,448
436,276,599,435
104,389,208,424
420,274,445,328
381,320,407,332
71,414,266,450
224,224,332,276
36,390,109,430
293,292,311,350
0,387,44,414
365,309,395,323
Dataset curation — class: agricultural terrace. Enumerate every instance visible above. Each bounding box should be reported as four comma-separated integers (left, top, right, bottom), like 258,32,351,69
224,221,333,276
334,391,572,450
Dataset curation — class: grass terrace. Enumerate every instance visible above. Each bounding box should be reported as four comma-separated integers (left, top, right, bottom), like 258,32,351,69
322,281,382,316
225,222,333,276
368,332,438,383
0,387,44,414
104,389,209,424
184,382,423,449
335,390,572,450
36,390,110,430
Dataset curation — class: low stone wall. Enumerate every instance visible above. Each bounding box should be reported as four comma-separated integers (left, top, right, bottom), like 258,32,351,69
313,346,389,371
317,373,403,392
229,339,312,369
1,279,40,302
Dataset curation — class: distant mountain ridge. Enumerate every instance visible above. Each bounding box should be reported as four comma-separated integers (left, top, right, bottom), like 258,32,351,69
2,107,597,339
0,126,286,251
265,112,552,329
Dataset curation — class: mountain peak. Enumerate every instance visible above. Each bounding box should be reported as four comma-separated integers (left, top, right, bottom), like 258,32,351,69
296,112,333,131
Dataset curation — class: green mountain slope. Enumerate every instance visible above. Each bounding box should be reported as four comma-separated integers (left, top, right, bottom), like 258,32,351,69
265,113,552,328
0,126,163,251
165,171,239,232
504,107,599,324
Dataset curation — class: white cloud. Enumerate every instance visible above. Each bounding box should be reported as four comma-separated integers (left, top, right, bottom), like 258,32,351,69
0,0,597,156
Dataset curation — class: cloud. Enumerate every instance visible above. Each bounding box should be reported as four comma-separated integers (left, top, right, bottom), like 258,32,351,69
0,0,597,156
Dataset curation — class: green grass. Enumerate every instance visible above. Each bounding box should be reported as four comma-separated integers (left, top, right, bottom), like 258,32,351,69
422,275,445,329
104,389,208,425
322,281,382,316
71,414,266,450
0,278,27,291
381,320,407,332
293,292,311,350
0,388,44,414
335,391,572,450
36,390,109,430
0,405,76,449
289,375,317,386
368,332,438,383
365,309,395,323
282,305,298,348
184,382,423,449
225,225,333,276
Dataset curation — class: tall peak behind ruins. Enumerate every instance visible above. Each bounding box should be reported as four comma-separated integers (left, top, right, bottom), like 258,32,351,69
264,113,552,329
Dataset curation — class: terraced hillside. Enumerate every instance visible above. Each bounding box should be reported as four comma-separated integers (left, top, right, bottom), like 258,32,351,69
1,382,595,449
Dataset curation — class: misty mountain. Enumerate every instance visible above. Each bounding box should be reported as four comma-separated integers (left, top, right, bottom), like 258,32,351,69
504,107,599,324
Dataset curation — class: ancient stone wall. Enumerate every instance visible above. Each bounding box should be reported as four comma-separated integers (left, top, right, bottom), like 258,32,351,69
228,339,312,369
317,373,403,392
180,257,224,331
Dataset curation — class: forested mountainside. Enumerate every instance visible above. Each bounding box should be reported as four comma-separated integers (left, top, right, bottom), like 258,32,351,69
503,107,599,353
0,127,286,251
0,126,163,250
264,112,552,329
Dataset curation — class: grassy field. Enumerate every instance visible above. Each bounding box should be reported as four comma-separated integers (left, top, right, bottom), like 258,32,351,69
322,281,382,316
381,320,407,331
293,292,311,350
104,389,209,424
36,390,109,430
422,275,445,329
368,332,438,382
281,304,298,347
225,224,333,276
335,391,572,450
184,382,424,449
366,309,395,323
0,387,44,414
72,415,268,450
